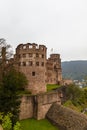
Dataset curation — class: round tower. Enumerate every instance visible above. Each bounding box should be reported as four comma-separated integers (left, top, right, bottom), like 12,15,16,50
15,43,47,94
46,53,62,85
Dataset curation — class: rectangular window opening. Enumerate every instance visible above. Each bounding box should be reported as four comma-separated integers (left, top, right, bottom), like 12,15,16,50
32,72,35,76
36,62,39,66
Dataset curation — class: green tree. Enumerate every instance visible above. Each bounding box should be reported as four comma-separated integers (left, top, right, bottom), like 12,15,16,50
0,39,28,126
0,68,28,124
64,84,85,106
0,38,13,87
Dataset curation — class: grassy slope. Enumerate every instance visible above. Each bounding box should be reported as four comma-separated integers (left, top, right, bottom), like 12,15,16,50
64,100,82,112
20,118,58,130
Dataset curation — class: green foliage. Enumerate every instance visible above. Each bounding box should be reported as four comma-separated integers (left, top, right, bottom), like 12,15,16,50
0,113,12,130
17,90,31,96
64,100,82,112
63,84,87,112
20,118,58,130
0,68,28,125
13,122,22,130
2,113,12,130
0,113,59,130
3,68,28,90
0,113,22,130
65,84,84,106
47,84,60,91
0,39,28,127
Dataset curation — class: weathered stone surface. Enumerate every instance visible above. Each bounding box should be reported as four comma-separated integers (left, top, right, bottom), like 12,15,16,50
19,91,61,120
19,95,34,120
34,91,61,120
46,103,87,130
15,43,62,94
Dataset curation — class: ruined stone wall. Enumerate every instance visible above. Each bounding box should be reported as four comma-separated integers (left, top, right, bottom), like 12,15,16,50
46,54,62,85
14,43,62,94
46,103,87,130
19,95,34,120
34,91,61,120
15,43,47,94
19,91,62,120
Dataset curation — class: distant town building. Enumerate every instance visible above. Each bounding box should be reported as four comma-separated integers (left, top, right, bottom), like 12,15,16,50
14,43,62,94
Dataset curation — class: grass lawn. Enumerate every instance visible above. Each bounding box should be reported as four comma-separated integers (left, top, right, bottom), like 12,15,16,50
20,118,58,130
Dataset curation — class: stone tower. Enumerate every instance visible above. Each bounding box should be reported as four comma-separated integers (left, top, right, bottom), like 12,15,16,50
15,43,47,94
46,54,62,85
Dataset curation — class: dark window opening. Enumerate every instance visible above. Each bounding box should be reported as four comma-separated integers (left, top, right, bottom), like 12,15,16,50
23,62,26,66
36,62,39,66
41,62,44,66
29,53,32,57
32,72,35,76
42,54,44,58
23,54,26,58
36,53,39,57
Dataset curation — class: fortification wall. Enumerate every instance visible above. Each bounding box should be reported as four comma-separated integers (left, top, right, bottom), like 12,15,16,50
47,103,87,130
14,43,62,94
19,95,34,120
15,43,47,94
19,91,62,120
34,91,61,120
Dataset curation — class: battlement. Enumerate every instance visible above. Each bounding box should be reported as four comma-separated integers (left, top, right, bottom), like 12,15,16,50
50,53,60,59
16,43,47,53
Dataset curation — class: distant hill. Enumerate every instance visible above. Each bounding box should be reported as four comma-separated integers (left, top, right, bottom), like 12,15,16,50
61,60,87,81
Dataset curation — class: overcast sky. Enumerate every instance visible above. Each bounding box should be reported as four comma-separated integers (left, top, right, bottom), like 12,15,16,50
0,0,87,61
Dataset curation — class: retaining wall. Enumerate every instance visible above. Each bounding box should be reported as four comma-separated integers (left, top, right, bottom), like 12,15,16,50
19,91,62,120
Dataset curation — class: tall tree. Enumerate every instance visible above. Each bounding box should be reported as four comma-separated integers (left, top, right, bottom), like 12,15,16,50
0,38,13,85
0,38,28,126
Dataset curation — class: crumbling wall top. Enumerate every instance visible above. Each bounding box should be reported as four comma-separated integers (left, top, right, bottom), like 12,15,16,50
16,43,47,52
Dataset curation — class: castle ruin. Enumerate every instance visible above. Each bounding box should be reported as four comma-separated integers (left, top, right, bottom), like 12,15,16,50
46,54,62,85
14,43,62,94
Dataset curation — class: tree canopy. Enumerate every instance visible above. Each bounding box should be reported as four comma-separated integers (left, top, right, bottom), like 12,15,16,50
0,38,28,126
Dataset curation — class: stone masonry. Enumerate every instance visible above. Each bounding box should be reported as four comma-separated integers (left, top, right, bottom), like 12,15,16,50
14,43,62,94
46,103,87,130
19,91,62,120
46,54,62,85
15,43,47,94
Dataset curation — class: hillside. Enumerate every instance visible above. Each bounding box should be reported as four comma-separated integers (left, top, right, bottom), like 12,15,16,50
61,60,87,81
